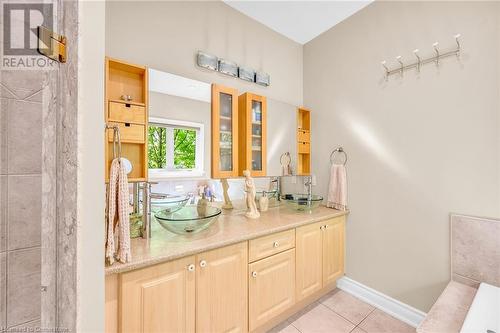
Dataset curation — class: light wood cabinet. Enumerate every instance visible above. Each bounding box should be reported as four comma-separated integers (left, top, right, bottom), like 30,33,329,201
117,243,248,333
211,84,239,178
238,93,267,177
107,217,345,333
296,222,323,301
120,256,195,333
249,249,295,331
196,242,248,333
296,216,345,301
322,217,345,286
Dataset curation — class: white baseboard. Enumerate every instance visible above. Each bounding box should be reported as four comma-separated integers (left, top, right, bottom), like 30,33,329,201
337,276,426,328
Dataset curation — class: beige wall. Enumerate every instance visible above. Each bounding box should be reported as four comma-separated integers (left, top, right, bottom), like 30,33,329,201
105,1,303,106
304,1,500,311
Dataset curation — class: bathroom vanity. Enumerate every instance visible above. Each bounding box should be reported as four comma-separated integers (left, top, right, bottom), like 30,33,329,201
103,55,329,333
105,206,347,333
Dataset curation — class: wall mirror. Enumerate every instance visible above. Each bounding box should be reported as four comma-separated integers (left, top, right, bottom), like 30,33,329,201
147,68,298,179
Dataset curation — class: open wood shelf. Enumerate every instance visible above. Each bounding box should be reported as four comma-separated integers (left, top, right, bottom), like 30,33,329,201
105,57,149,183
297,107,311,175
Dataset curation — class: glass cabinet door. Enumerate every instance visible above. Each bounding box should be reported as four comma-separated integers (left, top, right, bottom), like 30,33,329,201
238,93,266,177
251,100,263,172
219,92,233,172
212,84,239,178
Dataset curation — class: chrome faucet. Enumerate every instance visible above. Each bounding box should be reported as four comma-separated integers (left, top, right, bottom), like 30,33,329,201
133,181,157,239
304,176,313,200
270,176,281,201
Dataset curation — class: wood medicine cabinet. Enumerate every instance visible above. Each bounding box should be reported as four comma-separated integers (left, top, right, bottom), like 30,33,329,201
238,92,267,177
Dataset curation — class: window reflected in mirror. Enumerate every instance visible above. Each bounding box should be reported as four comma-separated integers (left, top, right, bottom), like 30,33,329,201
148,117,205,179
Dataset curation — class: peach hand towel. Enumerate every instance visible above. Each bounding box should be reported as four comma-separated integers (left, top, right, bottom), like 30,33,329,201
106,158,131,264
327,164,347,211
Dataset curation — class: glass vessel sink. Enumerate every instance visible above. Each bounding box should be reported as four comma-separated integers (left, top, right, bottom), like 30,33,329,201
256,190,279,201
282,194,323,212
150,193,190,213
154,205,222,235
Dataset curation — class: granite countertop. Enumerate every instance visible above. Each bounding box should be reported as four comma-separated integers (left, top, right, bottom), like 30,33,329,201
105,205,348,275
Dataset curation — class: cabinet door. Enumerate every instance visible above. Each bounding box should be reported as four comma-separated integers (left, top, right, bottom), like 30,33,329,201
238,93,267,177
196,242,248,333
120,256,195,333
249,249,295,331
322,217,345,286
296,222,323,301
212,84,239,178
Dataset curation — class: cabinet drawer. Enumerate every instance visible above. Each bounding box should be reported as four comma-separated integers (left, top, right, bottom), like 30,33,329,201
108,102,146,124
107,123,145,143
298,142,310,154
249,229,295,263
297,130,310,143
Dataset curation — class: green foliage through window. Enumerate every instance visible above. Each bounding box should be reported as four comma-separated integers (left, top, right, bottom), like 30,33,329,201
148,126,166,169
148,125,196,170
173,128,196,169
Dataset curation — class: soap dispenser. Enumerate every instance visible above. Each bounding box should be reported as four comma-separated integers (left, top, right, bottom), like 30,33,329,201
259,191,269,212
197,192,208,216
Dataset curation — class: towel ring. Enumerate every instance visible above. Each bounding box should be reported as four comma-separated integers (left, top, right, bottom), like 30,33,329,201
330,147,347,166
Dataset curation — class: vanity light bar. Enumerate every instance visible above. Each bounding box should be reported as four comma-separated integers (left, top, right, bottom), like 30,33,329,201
218,58,238,77
196,51,270,86
238,66,255,82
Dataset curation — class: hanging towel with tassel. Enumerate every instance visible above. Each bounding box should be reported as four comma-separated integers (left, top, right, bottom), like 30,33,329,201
106,158,131,264
327,163,347,211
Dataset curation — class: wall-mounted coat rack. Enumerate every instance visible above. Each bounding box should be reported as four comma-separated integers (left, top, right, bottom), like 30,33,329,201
381,34,461,80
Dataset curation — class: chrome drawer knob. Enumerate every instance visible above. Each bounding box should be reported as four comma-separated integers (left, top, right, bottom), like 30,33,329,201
252,271,258,278
187,264,195,272
273,241,279,248
199,260,207,268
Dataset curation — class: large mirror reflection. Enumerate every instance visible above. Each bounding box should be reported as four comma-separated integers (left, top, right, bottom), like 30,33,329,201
143,67,305,210
147,68,298,180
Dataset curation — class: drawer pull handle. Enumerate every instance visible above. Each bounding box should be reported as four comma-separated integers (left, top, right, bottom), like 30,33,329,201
252,271,258,278
199,260,207,268
125,123,131,127
125,103,131,108
187,264,195,272
273,241,279,248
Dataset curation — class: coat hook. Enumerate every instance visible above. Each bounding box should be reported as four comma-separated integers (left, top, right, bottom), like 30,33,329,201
396,56,404,76
381,60,389,81
433,42,440,66
454,33,461,58
413,49,421,72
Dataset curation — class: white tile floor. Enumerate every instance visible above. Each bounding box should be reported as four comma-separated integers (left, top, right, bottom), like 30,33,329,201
269,289,416,333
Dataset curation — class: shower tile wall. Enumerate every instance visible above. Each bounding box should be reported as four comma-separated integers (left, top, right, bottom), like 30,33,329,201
0,71,43,328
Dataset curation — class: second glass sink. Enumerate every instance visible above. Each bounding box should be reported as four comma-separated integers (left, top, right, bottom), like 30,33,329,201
154,205,221,235
150,193,190,213
282,194,323,212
